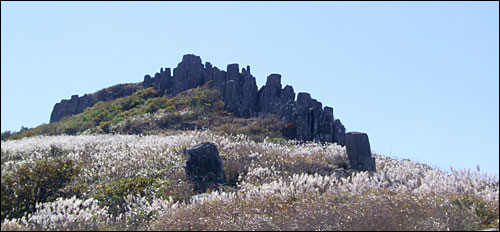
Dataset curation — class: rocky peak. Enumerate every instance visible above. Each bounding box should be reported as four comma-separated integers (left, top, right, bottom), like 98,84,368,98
266,74,282,89
50,54,367,151
181,54,203,65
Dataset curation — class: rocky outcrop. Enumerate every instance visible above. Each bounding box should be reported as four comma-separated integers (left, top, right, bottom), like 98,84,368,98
50,54,375,173
50,83,141,123
184,142,226,192
333,119,346,146
256,74,296,121
144,68,172,95
221,64,258,117
346,132,376,171
293,93,336,143
50,94,96,123
51,54,365,153
172,55,204,95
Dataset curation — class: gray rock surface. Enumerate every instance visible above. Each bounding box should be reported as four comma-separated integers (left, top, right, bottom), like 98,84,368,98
256,74,296,121
319,107,334,142
172,54,205,95
184,142,226,192
294,92,334,142
295,92,314,141
333,119,346,146
50,83,140,123
346,132,376,171
221,63,258,117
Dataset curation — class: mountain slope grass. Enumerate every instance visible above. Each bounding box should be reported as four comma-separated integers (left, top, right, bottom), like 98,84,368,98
1,131,498,231
4,81,287,143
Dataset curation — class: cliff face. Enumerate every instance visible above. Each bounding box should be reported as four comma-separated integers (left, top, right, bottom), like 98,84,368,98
139,54,346,145
49,83,141,123
49,54,346,145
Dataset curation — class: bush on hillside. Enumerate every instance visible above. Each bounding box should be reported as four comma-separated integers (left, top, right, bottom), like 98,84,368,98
1,156,81,220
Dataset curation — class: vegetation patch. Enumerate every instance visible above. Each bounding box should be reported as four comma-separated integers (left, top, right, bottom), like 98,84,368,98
1,157,81,220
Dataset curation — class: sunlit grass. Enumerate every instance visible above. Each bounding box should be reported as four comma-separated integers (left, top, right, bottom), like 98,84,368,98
1,131,498,230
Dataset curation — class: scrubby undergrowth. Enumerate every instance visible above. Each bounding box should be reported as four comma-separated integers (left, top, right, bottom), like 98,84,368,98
3,81,289,143
1,131,498,231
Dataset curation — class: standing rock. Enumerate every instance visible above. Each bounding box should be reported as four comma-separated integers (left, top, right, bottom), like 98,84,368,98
294,92,326,142
295,92,314,141
184,142,226,192
257,75,296,120
172,54,205,95
345,132,376,171
143,75,153,88
319,107,334,142
277,85,295,120
222,63,258,117
257,74,282,114
333,119,346,146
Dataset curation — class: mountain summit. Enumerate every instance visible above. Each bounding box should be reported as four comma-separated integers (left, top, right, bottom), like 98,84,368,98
51,54,349,143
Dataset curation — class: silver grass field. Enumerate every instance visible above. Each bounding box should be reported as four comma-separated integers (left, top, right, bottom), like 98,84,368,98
1,131,498,231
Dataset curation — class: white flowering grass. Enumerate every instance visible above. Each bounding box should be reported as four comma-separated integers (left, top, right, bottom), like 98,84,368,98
2,196,109,231
1,131,498,231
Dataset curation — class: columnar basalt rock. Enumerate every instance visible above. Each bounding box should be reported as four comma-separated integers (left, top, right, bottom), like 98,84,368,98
345,132,376,171
184,142,226,192
143,68,172,94
50,54,359,153
172,54,205,96
221,64,258,117
257,74,281,114
333,119,346,146
256,74,296,120
319,107,334,142
295,92,315,141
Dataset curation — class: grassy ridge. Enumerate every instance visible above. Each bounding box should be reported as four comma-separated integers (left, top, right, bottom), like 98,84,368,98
3,81,289,143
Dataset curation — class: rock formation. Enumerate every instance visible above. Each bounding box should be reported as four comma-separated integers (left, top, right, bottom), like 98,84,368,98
333,119,346,146
50,54,374,172
346,132,376,171
184,142,226,192
50,94,96,123
136,54,350,145
50,83,141,123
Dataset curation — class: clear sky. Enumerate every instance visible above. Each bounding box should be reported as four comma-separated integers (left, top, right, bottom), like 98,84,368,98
2,2,498,175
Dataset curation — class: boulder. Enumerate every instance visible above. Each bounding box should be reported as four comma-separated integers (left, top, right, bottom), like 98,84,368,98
345,132,376,171
184,142,226,192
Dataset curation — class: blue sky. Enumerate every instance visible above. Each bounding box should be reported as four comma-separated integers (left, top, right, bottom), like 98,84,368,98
2,2,498,175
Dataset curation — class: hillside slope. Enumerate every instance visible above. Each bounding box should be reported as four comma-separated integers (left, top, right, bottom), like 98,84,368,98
7,54,350,146
1,131,498,231
5,81,289,143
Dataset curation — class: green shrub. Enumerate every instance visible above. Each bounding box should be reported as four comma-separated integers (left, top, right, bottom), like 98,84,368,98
1,157,81,220
91,176,157,216
453,194,499,229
